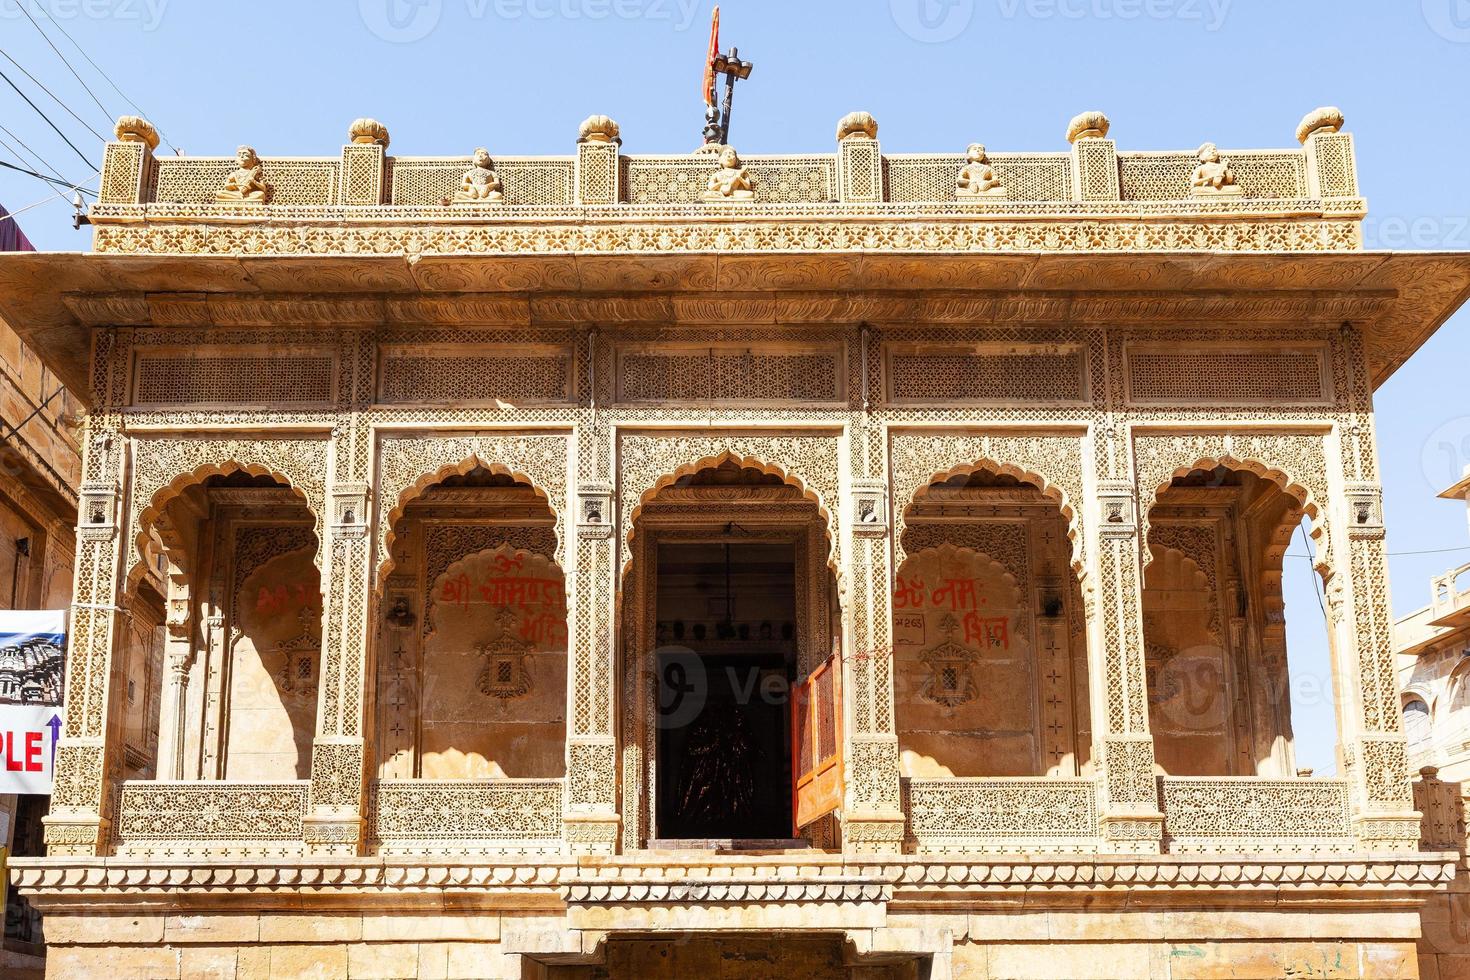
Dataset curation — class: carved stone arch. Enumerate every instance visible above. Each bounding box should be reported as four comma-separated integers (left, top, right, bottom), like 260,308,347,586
888,432,1086,574
374,434,571,587
617,435,843,578
128,438,330,587
1444,659,1470,717
1133,433,1332,580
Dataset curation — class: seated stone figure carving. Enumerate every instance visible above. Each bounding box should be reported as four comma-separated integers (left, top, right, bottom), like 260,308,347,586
452,148,505,204
1190,141,1242,196
216,145,272,204
702,147,755,201
956,143,1006,198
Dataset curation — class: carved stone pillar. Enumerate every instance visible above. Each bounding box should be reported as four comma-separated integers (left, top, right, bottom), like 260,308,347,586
44,420,128,856
565,475,619,855
155,568,193,781
1335,481,1421,850
842,461,905,854
305,336,377,855
1087,478,1164,852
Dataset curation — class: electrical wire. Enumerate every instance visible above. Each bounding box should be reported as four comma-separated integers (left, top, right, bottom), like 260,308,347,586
0,124,68,183
1285,544,1470,559
0,65,96,171
0,48,108,142
0,157,96,194
14,1,112,124
0,174,98,226
24,3,177,155
1296,522,1329,625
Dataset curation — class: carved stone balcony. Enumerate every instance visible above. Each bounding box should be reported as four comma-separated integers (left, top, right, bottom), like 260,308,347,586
1158,777,1356,854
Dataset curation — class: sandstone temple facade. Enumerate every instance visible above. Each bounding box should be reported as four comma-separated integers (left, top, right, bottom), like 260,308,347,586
2,107,1470,978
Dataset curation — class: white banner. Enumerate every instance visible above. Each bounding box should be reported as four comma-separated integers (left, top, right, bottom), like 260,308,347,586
0,610,66,794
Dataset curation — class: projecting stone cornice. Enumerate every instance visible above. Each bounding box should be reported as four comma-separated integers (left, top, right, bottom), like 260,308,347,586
9,854,1458,913
3,250,1469,399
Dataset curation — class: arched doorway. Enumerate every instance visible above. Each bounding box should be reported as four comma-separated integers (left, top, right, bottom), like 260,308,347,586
373,466,566,781
622,459,839,845
894,468,1091,778
1142,464,1334,777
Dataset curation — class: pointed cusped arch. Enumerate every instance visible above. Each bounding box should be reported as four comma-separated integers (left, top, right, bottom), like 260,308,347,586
617,436,843,577
889,431,1086,574
374,434,571,587
1133,433,1333,579
127,437,330,586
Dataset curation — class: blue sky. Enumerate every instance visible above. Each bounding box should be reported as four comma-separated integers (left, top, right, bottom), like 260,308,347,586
2,0,1468,774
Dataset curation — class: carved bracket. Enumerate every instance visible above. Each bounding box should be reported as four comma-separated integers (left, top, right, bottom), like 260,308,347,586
78,480,119,543
577,481,613,539
331,482,370,539
1095,479,1137,538
850,479,889,537
1344,481,1384,538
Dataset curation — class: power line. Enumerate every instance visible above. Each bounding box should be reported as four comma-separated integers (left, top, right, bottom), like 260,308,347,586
0,173,98,227
14,1,111,124
0,47,108,142
0,124,68,183
0,65,96,171
1297,522,1329,625
0,158,97,195
1286,544,1470,559
27,3,177,155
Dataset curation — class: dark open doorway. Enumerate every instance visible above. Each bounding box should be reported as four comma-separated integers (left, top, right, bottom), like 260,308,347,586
654,539,796,840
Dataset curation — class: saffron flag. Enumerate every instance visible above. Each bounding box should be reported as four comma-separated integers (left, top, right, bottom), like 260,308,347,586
0,610,67,794
703,6,720,107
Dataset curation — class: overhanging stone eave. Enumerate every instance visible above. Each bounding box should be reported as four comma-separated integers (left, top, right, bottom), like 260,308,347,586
4,248,1469,405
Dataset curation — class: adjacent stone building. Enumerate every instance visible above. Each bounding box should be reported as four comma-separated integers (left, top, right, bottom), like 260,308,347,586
2,106,1470,978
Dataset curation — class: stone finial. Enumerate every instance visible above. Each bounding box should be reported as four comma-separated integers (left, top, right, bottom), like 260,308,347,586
1296,106,1345,144
578,114,622,145
1066,111,1111,143
114,115,160,150
348,118,390,148
836,111,878,142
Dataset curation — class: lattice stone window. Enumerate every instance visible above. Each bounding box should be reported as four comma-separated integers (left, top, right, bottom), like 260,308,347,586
885,343,1087,405
1124,344,1329,405
387,157,575,206
378,344,573,405
883,153,1070,203
132,348,336,407
615,344,844,404
621,155,837,205
1118,151,1307,200
153,157,340,205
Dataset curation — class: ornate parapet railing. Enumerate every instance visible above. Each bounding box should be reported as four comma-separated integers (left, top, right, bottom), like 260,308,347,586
112,780,309,857
902,776,1098,854
366,779,564,856
87,106,1367,256
1159,777,1356,854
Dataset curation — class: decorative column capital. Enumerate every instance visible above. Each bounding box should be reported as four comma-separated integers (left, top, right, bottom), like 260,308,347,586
329,482,370,539
850,479,889,537
576,481,614,539
1343,481,1384,539
1094,479,1138,537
